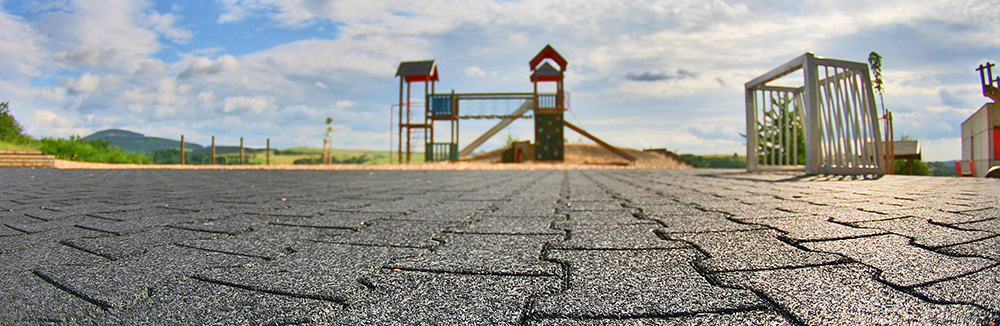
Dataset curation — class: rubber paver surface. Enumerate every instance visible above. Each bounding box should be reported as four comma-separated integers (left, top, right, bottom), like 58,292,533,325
1,168,999,325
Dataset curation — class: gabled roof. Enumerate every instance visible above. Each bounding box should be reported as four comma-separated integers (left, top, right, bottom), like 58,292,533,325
529,45,567,71
396,60,439,82
531,62,562,82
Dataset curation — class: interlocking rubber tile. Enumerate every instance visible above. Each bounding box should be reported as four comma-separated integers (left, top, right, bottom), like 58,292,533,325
747,215,886,241
36,246,258,308
320,219,460,248
916,264,1000,311
0,269,103,323
564,210,641,224
387,233,562,276
549,222,686,250
196,242,424,302
937,236,1000,260
667,229,843,272
80,277,341,324
333,270,560,325
854,217,994,248
3,169,999,325
803,234,995,287
715,263,995,325
531,249,763,318
446,216,564,235
526,311,791,326
63,226,214,260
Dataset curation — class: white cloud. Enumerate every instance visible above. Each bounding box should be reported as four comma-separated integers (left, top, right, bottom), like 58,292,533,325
61,73,103,95
223,96,275,114
314,81,328,89
177,55,240,79
142,11,192,44
335,100,356,109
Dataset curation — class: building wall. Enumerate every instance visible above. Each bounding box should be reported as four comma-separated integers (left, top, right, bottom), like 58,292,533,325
961,103,1000,177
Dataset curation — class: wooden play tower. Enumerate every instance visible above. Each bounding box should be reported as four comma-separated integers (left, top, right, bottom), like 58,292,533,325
392,45,634,164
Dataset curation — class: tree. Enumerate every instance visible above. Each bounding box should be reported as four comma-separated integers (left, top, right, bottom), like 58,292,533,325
0,101,29,143
323,117,333,164
868,51,885,113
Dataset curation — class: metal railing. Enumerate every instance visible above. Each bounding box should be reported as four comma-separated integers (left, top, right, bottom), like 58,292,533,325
746,53,884,174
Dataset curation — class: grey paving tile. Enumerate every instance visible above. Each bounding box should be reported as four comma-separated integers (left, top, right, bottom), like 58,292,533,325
0,269,104,323
955,218,1000,233
387,233,562,276
667,229,843,272
803,234,995,287
916,264,1000,311
565,210,642,224
196,242,424,303
747,215,886,241
716,263,994,325
531,249,764,318
36,246,258,308
320,219,461,248
559,200,625,211
886,208,992,224
648,211,764,234
488,199,561,217
937,236,1000,260
527,311,790,326
334,270,560,325
178,224,348,260
446,216,564,235
82,277,341,325
549,222,687,250
63,226,215,260
269,211,391,230
854,217,995,248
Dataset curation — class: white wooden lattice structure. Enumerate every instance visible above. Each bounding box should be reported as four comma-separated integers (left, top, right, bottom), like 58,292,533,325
745,53,885,174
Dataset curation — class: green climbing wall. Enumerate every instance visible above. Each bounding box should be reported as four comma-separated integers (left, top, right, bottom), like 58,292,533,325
534,113,564,161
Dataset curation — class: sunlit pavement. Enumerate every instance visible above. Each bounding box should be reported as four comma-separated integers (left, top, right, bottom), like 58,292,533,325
1,168,998,325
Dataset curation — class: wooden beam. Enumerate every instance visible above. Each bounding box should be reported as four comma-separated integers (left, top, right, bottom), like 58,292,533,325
564,122,636,162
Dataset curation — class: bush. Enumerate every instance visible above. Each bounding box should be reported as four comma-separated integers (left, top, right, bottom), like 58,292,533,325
39,136,147,163
679,154,746,168
893,159,931,175
294,154,371,164
0,101,32,144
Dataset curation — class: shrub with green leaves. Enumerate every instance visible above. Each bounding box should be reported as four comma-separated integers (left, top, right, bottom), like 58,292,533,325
1,101,31,144
39,136,147,164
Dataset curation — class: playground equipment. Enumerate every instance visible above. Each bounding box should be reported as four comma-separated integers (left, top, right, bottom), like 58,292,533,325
978,62,1000,103
745,53,885,174
392,45,635,164
958,62,1000,177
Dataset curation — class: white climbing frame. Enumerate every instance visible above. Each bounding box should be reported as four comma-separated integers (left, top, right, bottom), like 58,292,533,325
746,53,885,174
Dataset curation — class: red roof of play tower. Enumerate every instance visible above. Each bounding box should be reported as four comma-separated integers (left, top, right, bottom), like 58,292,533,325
529,45,567,72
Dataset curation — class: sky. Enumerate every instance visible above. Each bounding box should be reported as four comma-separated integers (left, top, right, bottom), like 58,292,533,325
1,0,998,161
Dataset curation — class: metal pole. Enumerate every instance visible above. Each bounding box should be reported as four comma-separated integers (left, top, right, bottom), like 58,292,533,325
266,138,270,165
180,135,185,165
240,137,244,164
802,54,822,174
398,77,404,164
211,136,216,164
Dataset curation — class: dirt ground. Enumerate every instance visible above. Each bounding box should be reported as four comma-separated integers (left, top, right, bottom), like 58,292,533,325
54,144,692,170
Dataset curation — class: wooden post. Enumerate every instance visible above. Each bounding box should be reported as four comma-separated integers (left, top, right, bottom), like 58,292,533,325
266,139,270,165
322,139,327,165
211,136,216,164
240,137,244,165
180,135,185,165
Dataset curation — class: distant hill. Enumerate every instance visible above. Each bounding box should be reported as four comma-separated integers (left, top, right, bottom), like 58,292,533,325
82,129,204,153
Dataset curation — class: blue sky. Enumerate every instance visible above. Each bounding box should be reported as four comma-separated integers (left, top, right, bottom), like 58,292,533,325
1,0,998,161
